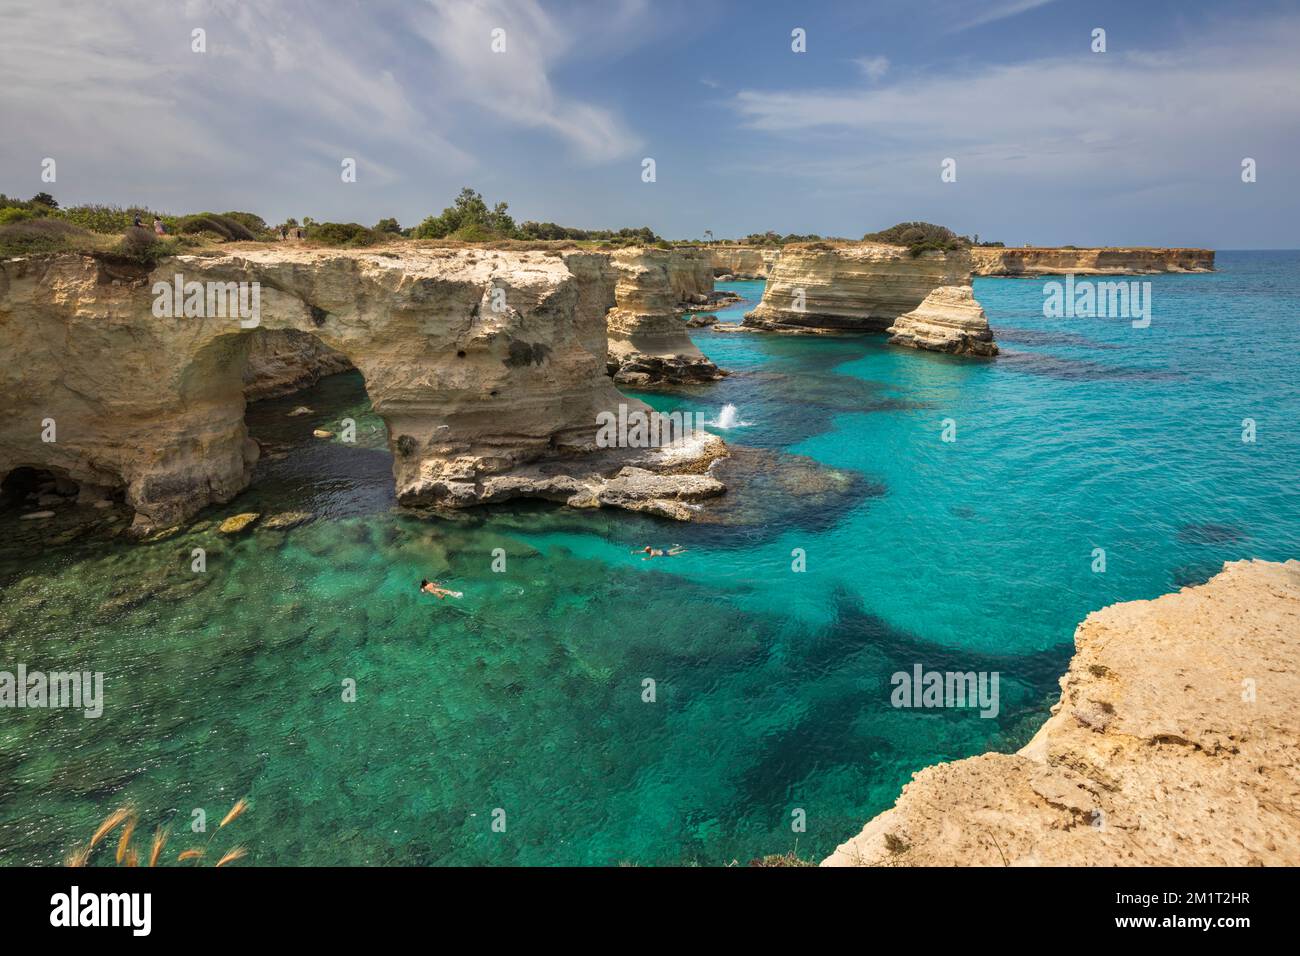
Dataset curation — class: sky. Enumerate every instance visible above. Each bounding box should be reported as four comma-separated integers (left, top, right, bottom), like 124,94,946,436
1,0,1298,246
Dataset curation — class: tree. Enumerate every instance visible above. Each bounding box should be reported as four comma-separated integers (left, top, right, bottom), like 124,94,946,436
374,217,402,234
30,192,58,209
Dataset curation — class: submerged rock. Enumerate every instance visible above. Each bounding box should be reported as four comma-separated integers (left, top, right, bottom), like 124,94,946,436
19,510,55,520
219,512,260,534
312,429,333,439
261,511,313,530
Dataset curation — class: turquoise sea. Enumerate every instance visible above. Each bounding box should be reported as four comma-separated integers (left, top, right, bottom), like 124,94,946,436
1,251,1297,866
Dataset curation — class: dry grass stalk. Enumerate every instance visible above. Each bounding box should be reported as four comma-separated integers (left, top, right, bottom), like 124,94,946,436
215,846,247,868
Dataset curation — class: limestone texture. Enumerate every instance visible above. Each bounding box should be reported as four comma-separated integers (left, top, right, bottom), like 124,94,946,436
824,559,1300,867
887,285,998,357
0,247,726,533
971,247,1214,276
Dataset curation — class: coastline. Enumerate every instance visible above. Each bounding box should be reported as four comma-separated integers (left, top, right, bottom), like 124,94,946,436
824,559,1300,866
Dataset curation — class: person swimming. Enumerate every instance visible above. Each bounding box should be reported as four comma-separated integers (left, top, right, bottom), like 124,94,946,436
419,578,463,599
632,545,687,559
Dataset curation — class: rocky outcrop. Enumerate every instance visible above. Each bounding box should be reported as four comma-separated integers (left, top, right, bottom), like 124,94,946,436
886,285,997,357
824,559,1300,867
710,245,780,279
604,248,725,386
242,328,354,401
664,247,715,303
743,243,987,346
972,247,1214,276
0,248,726,533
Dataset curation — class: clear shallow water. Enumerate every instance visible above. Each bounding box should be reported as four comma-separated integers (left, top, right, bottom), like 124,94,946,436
1,252,1297,865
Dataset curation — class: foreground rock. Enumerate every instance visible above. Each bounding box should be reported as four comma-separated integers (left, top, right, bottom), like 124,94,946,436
744,243,972,332
887,285,998,357
972,246,1214,276
604,248,726,385
405,432,728,521
0,247,726,533
824,559,1300,866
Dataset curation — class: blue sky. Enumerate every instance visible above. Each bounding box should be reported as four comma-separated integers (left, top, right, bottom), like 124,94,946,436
2,0,1298,246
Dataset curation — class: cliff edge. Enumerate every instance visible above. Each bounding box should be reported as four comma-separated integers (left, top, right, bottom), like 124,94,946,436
825,559,1300,866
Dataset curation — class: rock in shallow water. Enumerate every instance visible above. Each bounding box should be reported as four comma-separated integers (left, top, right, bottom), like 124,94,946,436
261,511,314,530
219,512,260,534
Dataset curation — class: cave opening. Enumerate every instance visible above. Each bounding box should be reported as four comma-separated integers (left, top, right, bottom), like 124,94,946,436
236,329,396,519
0,466,80,512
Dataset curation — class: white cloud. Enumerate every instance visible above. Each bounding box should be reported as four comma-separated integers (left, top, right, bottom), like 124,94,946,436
949,0,1058,33
854,56,890,81
731,15,1300,192
415,0,643,163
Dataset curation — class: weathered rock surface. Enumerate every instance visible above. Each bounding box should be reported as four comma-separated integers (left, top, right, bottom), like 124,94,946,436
663,246,715,303
887,285,998,357
744,243,984,347
709,245,780,279
242,329,354,401
603,248,725,385
824,559,1300,867
0,247,726,533
972,247,1214,276
218,512,260,534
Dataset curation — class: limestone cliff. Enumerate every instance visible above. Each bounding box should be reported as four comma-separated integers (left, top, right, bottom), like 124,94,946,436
664,246,715,303
242,328,354,401
972,247,1214,276
886,285,998,357
603,248,725,385
710,245,780,279
0,247,726,532
743,243,994,354
824,559,1300,867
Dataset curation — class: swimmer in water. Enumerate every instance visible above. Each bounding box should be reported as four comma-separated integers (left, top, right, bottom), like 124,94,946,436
420,578,463,599
632,546,687,560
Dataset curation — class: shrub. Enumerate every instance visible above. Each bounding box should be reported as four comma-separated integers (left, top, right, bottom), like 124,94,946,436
219,211,270,237
307,221,378,246
57,204,168,234
0,218,96,257
862,221,970,257
374,217,402,234
175,213,257,241
104,228,181,265
0,206,36,225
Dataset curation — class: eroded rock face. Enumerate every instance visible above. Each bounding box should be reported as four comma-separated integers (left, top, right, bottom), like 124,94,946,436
664,246,714,302
887,285,997,357
604,248,725,386
0,248,725,533
743,243,975,335
710,245,780,279
824,559,1300,867
972,247,1215,276
243,328,354,401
